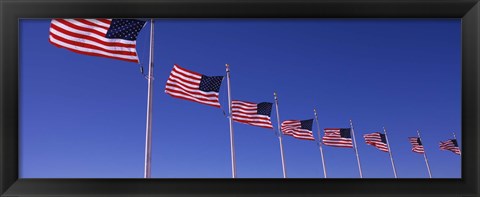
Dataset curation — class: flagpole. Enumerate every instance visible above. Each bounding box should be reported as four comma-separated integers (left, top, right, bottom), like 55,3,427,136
274,92,287,178
350,119,363,178
314,108,327,178
143,19,154,178
226,64,237,178
383,127,398,178
417,130,432,178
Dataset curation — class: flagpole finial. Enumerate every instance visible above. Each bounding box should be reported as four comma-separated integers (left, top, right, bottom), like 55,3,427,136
226,64,230,71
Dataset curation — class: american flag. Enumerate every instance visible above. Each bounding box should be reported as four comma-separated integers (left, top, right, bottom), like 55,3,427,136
408,137,425,154
281,119,314,141
231,100,273,129
322,128,353,148
363,132,389,152
165,64,224,108
49,19,146,63
439,139,461,155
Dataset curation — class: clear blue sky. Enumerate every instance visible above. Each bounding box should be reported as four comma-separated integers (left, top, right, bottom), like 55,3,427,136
19,19,461,178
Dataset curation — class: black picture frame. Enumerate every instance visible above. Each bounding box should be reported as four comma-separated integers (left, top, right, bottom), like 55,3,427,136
1,0,479,196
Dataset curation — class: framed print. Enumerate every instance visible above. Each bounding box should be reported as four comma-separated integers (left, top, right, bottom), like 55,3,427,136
1,0,479,196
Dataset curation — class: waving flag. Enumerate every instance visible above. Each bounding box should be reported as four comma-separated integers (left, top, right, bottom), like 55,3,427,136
364,132,389,152
439,139,461,155
322,128,353,148
281,119,314,141
165,64,223,108
49,19,146,63
231,100,273,129
408,137,425,154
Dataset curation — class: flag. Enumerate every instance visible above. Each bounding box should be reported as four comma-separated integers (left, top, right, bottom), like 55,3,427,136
439,139,461,155
281,119,314,140
231,100,273,129
322,128,353,148
49,19,146,63
363,132,389,152
408,137,424,154
165,64,224,108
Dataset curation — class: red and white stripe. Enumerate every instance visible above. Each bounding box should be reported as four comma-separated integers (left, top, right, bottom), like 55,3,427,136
363,132,389,152
165,64,221,108
231,100,273,129
49,19,140,63
408,137,425,154
322,128,353,148
281,120,314,141
439,140,461,155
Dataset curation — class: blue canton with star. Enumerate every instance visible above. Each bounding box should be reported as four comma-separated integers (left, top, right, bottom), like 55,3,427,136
379,133,387,143
105,19,146,41
199,75,223,92
417,138,423,145
451,139,458,147
257,102,273,116
340,128,352,138
300,119,313,131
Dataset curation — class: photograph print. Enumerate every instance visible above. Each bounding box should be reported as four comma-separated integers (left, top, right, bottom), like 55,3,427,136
20,18,461,178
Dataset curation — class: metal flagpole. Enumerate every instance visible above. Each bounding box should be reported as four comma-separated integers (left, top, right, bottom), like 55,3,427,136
417,130,432,178
350,119,363,178
383,127,398,178
226,64,237,178
314,108,327,178
274,92,287,178
144,19,154,178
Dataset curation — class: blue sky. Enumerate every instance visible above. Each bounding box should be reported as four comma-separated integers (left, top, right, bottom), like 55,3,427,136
20,19,461,178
